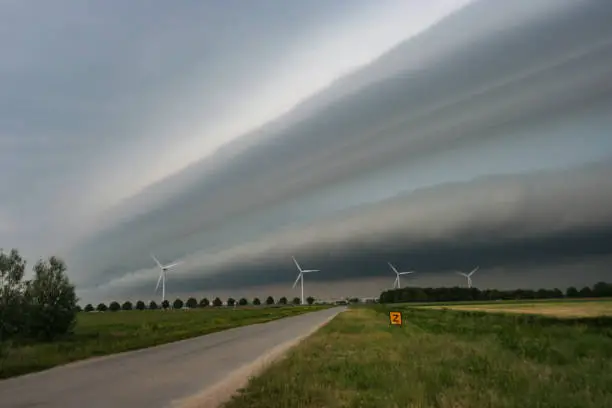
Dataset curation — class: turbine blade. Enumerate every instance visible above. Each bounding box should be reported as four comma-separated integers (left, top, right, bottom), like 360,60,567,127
292,256,303,272
292,273,302,288
456,272,468,278
468,266,480,277
388,262,399,275
155,272,162,292
302,269,319,273
164,261,182,269
150,252,163,268
399,271,414,275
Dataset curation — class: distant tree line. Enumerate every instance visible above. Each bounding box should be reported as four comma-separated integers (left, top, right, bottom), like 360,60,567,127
0,249,78,342
379,282,612,303
81,295,316,312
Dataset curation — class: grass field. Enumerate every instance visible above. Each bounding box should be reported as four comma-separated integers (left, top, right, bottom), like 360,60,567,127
0,305,329,379
224,305,612,408
424,299,612,317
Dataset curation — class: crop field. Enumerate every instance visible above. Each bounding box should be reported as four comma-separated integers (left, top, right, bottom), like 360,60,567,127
0,305,329,379
224,305,612,408
424,298,612,318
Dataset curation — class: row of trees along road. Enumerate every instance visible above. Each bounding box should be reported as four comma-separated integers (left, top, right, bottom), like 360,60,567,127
82,295,316,312
379,282,612,303
1,249,78,342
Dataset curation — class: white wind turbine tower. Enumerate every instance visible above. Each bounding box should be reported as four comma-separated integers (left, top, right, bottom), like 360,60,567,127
388,262,415,289
292,256,319,305
151,253,182,305
456,266,479,288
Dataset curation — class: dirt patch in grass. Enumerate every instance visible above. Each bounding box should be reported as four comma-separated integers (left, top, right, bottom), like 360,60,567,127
223,306,612,408
429,300,612,317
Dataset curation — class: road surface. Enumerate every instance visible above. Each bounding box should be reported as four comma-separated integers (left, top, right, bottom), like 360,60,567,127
0,307,344,408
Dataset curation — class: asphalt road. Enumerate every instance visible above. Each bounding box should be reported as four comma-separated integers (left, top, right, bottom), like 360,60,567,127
0,307,344,408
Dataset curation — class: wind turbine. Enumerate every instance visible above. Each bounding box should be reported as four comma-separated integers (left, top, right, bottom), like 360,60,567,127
388,262,415,289
292,256,319,305
456,266,479,288
151,253,182,305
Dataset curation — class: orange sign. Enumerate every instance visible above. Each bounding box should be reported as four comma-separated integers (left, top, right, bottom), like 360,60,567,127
389,311,402,326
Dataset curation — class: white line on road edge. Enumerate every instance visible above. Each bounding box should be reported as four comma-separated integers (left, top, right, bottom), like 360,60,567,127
172,308,345,408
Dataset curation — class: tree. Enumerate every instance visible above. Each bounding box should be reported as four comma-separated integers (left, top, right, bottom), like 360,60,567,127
149,301,158,310
227,297,236,307
593,282,612,297
212,297,223,307
199,298,210,308
186,297,198,309
278,296,287,305
84,303,94,312
75,305,83,312
265,296,275,305
253,297,261,305
109,301,121,312
566,286,579,297
96,303,107,312
0,248,28,339
121,301,133,311
161,300,170,309
292,297,300,305
135,300,146,311
238,298,248,306
173,298,184,309
579,286,593,298
306,296,315,305
25,256,78,340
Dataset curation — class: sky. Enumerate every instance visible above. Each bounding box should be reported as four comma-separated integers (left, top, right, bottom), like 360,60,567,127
2,0,612,304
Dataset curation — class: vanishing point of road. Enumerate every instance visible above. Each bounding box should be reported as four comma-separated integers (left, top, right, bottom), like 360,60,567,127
0,307,344,408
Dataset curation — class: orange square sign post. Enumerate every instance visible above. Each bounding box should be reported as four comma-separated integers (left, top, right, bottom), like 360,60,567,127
389,311,402,326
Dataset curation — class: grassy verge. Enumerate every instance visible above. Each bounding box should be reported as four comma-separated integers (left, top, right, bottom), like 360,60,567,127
0,305,329,379
423,298,612,318
224,306,612,408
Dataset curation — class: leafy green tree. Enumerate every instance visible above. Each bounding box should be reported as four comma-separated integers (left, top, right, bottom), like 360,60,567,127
212,297,223,307
199,298,210,308
75,305,83,312
121,301,133,311
278,296,287,305
0,248,28,339
109,301,121,312
579,286,593,298
25,256,78,340
593,282,612,297
566,286,579,297
96,303,107,312
253,297,261,305
135,300,146,310
173,298,184,309
227,297,236,307
306,296,315,305
161,300,170,309
149,300,158,310
238,298,248,306
265,296,275,305
84,303,94,312
186,297,198,308
292,297,300,305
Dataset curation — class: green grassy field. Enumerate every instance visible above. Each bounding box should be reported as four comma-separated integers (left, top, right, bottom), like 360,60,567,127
424,298,612,318
224,304,612,408
0,305,329,379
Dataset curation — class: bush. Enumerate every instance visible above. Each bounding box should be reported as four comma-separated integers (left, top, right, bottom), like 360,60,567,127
213,297,223,307
135,300,146,310
173,298,184,309
227,298,236,307
84,304,94,312
292,297,301,305
96,303,107,312
238,298,248,306
121,301,133,311
186,297,198,309
306,296,315,305
253,298,261,305
109,301,121,312
266,296,275,305
24,256,78,340
161,300,170,309
199,298,210,308
149,301,158,310
278,297,287,305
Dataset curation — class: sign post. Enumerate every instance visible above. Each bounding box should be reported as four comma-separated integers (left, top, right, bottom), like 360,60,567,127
389,311,402,326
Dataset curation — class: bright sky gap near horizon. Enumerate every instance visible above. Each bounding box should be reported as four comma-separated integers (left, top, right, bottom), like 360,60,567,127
2,0,612,304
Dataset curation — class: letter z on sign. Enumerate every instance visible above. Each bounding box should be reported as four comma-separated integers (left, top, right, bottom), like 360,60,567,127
389,311,402,326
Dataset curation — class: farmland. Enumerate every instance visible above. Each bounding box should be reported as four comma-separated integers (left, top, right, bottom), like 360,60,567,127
0,305,329,379
423,298,612,317
224,303,612,408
